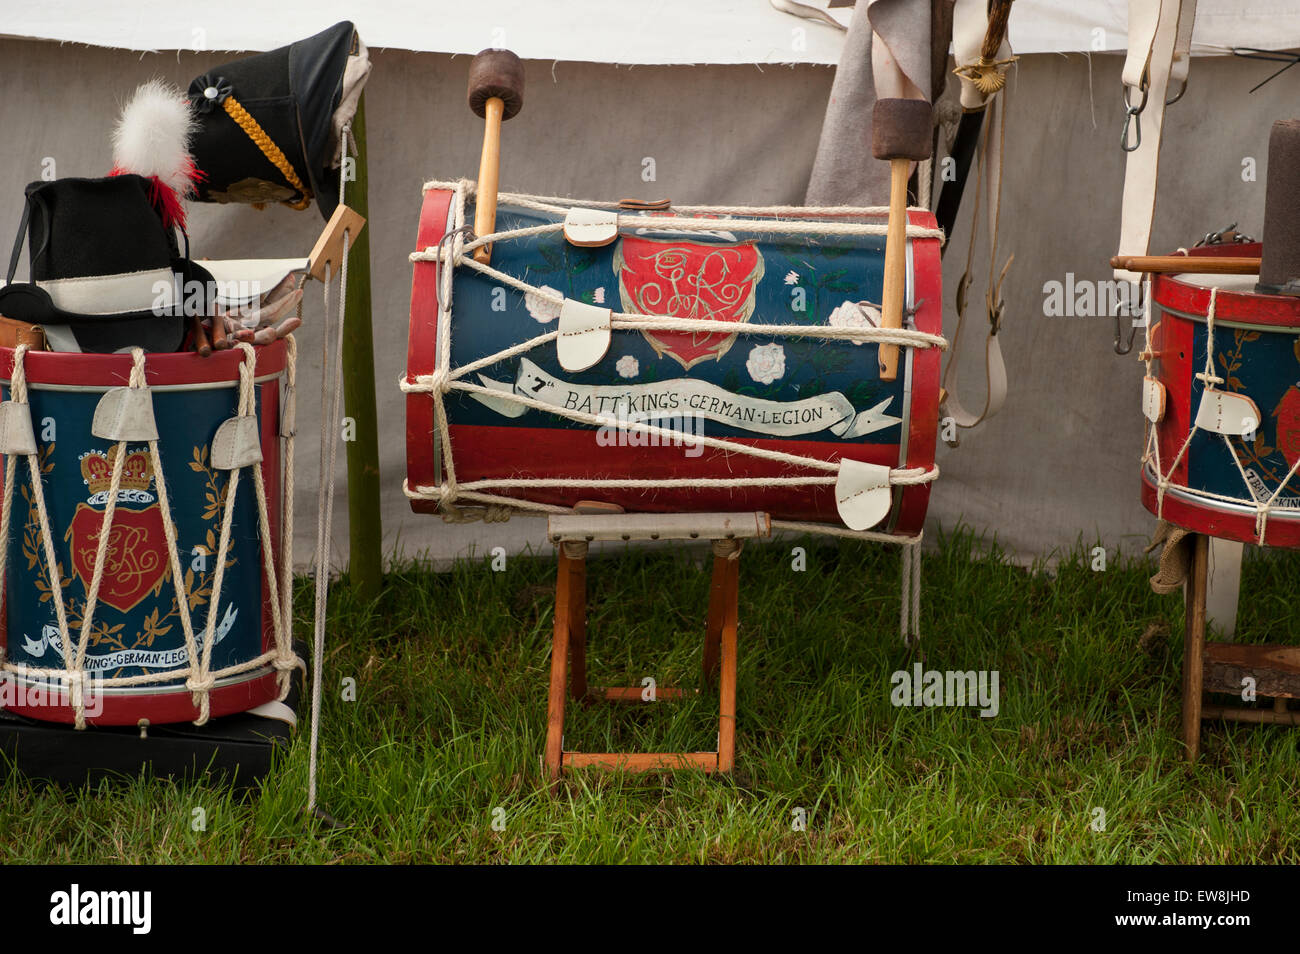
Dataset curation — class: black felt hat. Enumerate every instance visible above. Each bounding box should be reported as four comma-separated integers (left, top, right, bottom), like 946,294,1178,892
187,21,365,219
0,175,211,353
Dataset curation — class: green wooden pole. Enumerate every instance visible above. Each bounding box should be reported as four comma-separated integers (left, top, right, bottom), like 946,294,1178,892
341,93,383,601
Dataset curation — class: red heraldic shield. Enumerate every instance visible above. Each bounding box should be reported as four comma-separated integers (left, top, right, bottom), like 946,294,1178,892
66,503,168,614
1275,385,1300,471
616,235,764,370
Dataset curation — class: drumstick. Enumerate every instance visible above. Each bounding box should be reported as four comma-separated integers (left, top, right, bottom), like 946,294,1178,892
466,49,525,265
1109,255,1261,274
872,98,933,382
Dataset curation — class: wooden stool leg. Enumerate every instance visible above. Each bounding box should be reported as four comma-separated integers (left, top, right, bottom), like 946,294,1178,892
568,550,589,701
1183,533,1209,762
703,552,728,682
716,553,740,773
545,547,580,781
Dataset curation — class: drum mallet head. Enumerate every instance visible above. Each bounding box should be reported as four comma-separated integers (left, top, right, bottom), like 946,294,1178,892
872,98,933,382
467,48,525,120
467,48,524,265
1258,118,1300,296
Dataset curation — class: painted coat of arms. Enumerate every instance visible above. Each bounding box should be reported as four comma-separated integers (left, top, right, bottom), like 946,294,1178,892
615,234,765,370
12,435,247,680
66,446,167,613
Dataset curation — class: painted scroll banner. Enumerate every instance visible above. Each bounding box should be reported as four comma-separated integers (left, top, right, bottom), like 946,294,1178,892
470,357,902,439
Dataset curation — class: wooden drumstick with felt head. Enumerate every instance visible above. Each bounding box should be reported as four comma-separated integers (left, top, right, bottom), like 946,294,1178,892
467,49,525,265
872,98,932,382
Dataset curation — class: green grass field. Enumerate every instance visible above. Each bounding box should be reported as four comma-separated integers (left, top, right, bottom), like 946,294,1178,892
4,528,1300,864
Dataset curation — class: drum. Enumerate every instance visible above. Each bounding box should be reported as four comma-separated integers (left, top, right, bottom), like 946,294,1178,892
0,342,297,726
1141,242,1300,547
404,183,945,535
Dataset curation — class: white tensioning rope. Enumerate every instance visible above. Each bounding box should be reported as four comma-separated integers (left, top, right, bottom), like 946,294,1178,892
421,177,943,228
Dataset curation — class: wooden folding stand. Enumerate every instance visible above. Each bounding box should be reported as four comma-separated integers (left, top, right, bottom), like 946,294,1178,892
1181,532,1300,761
543,511,771,782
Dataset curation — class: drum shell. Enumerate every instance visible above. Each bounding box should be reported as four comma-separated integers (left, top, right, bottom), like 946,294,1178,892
1143,243,1300,547
0,343,286,724
406,188,942,535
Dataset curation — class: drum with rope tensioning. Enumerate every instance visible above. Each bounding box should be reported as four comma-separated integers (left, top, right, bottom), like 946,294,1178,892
403,182,946,538
1141,242,1300,548
0,342,300,727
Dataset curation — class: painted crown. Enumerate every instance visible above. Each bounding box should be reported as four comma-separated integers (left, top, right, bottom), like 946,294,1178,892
80,447,152,494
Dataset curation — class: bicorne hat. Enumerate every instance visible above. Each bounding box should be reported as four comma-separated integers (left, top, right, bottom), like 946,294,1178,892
186,21,369,219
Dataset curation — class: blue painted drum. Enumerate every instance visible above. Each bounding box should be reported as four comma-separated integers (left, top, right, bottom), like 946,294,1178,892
405,185,946,535
1142,243,1300,548
0,344,292,725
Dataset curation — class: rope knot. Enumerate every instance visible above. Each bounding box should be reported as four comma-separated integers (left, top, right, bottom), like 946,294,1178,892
428,369,453,394
438,481,459,506
186,674,216,694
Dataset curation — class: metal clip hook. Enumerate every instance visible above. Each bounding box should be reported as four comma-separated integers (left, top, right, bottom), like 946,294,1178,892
1121,81,1148,153
1114,314,1139,355
1114,279,1147,355
1121,105,1142,153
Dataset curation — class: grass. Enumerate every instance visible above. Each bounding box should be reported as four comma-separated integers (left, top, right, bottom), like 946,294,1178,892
3,526,1300,864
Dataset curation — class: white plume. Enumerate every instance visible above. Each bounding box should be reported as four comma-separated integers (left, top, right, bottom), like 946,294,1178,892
111,79,198,198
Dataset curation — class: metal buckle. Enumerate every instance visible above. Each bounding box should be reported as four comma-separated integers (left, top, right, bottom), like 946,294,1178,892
1195,222,1256,247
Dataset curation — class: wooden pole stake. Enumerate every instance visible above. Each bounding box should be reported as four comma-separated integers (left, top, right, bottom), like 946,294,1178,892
340,94,384,603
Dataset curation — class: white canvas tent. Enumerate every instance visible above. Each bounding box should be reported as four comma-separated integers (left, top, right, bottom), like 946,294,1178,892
0,1,1298,568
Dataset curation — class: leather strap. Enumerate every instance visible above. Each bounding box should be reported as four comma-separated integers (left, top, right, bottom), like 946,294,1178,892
941,84,1011,437
0,315,45,350
6,191,35,285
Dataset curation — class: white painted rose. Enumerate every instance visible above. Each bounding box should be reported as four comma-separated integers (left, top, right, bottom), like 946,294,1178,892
828,300,880,345
746,343,786,385
524,285,563,324
615,355,640,379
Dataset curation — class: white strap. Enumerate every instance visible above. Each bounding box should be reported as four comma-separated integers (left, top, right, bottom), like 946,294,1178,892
944,331,1007,431
1168,0,1197,102
1122,0,1164,91
1116,0,1197,283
